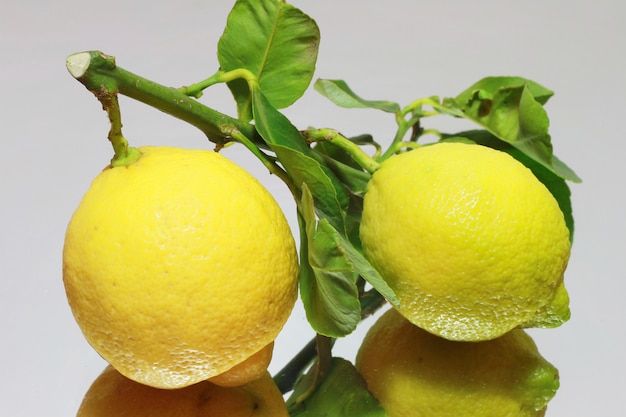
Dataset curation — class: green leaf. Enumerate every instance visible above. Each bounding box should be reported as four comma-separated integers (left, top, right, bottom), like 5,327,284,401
314,134,379,171
315,151,371,196
533,154,575,243
442,131,575,242
288,357,387,417
218,0,320,121
313,136,374,196
250,72,398,336
298,184,398,337
280,145,349,233
298,186,361,338
455,76,554,106
314,79,401,113
337,232,398,306
443,78,580,182
251,87,349,231
314,140,362,171
452,83,551,166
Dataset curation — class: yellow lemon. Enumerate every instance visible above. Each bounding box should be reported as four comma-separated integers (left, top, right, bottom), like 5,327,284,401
63,146,298,388
356,308,560,417
77,365,289,417
360,142,570,341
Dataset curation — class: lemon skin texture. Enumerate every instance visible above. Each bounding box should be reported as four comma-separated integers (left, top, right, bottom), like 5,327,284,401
360,142,571,341
77,366,289,417
356,308,559,417
63,146,299,389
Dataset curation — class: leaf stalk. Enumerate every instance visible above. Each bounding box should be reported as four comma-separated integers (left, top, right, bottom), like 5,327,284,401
179,68,259,98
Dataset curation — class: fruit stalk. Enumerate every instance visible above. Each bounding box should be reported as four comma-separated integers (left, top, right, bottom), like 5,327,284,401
93,85,140,166
65,51,260,147
379,97,446,161
179,68,258,99
303,128,381,173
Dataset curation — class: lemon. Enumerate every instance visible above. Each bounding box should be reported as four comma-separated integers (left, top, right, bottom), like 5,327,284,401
77,365,289,417
360,142,571,341
63,146,298,388
356,308,559,417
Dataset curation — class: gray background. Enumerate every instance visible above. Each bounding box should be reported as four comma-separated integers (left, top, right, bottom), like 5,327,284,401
2,0,624,415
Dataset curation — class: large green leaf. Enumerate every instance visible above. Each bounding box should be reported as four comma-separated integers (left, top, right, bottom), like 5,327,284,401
217,0,320,121
314,79,400,113
288,357,387,417
442,77,580,182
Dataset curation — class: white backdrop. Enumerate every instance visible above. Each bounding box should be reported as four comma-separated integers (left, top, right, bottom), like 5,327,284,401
1,1,624,415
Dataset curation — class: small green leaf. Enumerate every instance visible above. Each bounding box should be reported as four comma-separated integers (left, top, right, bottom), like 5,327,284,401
299,186,361,338
218,0,320,120
288,357,387,417
315,79,401,113
550,154,581,184
533,154,575,243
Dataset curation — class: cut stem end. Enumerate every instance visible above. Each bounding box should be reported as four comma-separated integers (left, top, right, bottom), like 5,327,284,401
66,52,93,79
